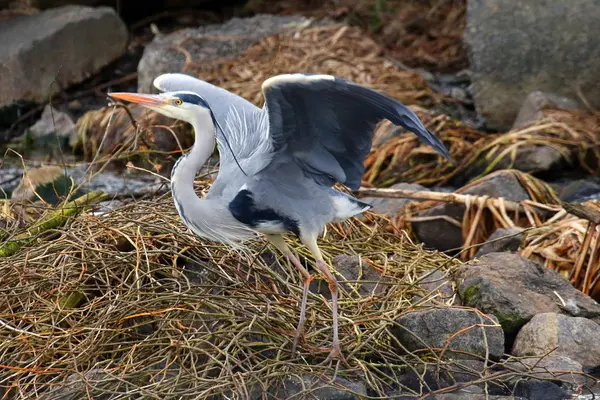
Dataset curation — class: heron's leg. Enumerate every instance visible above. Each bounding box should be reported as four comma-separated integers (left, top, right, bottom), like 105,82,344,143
301,235,345,364
266,234,312,353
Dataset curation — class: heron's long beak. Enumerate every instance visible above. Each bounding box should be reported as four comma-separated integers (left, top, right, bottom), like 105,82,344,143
109,92,166,106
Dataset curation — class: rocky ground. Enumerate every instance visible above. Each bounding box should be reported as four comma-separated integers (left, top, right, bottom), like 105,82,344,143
1,0,600,399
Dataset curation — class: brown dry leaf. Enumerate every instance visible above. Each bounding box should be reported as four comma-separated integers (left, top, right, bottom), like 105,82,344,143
365,107,600,188
522,200,600,298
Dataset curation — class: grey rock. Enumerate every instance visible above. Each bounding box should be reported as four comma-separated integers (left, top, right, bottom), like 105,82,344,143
28,105,77,143
137,14,311,93
311,255,391,299
0,166,21,199
413,171,531,252
0,6,127,107
512,380,570,400
512,313,600,369
558,177,600,203
466,0,600,131
435,395,525,400
266,375,366,400
391,360,486,395
507,354,585,386
392,307,505,360
333,254,390,297
1,164,164,201
475,228,524,257
456,253,600,334
457,145,565,186
361,182,426,216
415,269,460,306
507,145,564,172
39,369,115,400
512,91,582,130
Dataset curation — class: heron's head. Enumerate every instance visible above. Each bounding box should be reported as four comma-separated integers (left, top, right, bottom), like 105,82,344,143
109,91,212,124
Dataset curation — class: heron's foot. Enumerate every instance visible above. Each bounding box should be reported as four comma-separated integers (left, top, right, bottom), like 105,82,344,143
319,341,349,367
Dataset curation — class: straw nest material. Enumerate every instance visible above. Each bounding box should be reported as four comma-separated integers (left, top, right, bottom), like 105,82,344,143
245,0,467,73
363,168,600,299
74,104,193,174
385,170,560,256
179,23,445,109
522,200,600,299
365,107,600,188
0,185,473,398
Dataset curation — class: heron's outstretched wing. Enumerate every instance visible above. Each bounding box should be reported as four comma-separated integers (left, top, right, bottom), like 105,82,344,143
261,74,451,190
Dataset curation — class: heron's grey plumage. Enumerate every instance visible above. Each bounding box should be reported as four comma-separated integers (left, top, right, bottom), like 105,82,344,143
152,72,450,244
112,72,451,361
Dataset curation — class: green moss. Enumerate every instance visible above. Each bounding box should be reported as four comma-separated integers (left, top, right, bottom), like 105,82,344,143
462,283,527,333
491,310,529,333
461,283,481,305
57,291,86,309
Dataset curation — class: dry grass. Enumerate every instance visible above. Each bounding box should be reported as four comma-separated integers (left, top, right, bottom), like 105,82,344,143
387,170,561,257
0,184,475,398
179,23,444,109
244,0,468,73
74,104,193,174
364,107,600,188
522,200,600,299
361,169,600,299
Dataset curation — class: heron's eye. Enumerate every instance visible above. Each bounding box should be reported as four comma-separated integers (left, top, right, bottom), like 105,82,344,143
174,98,183,106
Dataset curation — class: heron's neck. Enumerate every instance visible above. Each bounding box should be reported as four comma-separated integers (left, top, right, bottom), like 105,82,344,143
168,110,255,245
171,113,215,197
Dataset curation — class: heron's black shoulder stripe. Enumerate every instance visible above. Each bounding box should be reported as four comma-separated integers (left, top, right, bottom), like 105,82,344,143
229,189,300,236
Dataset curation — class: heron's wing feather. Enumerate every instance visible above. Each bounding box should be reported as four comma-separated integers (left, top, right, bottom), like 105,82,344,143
261,73,450,190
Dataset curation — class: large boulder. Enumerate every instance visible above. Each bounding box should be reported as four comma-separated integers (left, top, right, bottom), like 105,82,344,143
511,91,582,130
137,14,311,93
506,354,585,387
475,227,524,257
456,253,600,334
465,0,600,131
392,307,505,360
264,375,366,400
512,313,600,369
0,5,127,107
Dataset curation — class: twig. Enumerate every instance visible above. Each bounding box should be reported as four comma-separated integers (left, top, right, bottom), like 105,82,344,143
0,190,107,257
356,187,561,214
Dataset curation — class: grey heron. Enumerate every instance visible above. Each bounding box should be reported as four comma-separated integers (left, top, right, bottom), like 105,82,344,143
109,73,450,362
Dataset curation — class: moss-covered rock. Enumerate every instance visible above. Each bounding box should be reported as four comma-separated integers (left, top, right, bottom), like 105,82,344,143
456,253,600,335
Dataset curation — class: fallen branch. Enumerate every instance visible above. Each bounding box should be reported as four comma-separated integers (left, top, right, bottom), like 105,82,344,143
0,190,107,257
356,187,561,214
